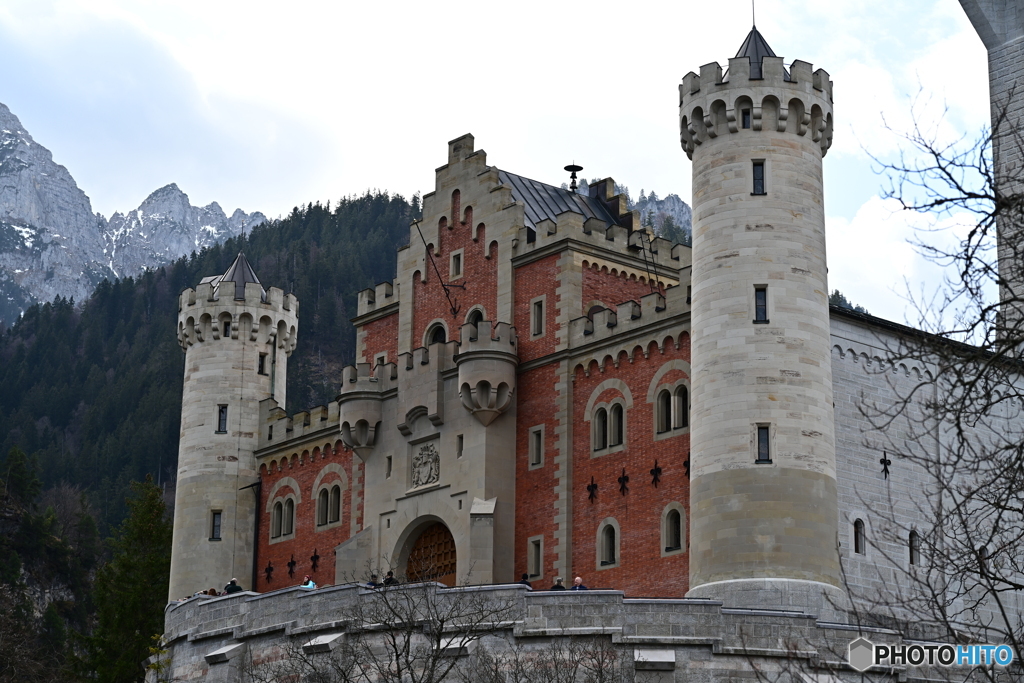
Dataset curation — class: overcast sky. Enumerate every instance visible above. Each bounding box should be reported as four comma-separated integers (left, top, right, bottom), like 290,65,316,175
0,1,991,323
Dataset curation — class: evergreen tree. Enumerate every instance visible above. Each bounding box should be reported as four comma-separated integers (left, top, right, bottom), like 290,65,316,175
77,477,171,683
1,447,41,508
828,289,869,314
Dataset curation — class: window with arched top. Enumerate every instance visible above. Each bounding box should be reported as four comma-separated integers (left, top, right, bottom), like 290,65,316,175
673,386,688,429
909,530,920,566
609,404,624,446
979,546,990,575
283,499,294,536
317,489,329,527
467,309,484,327
657,390,671,433
601,525,616,565
665,509,682,552
593,408,608,451
430,325,446,345
329,485,341,523
853,519,866,555
272,502,283,538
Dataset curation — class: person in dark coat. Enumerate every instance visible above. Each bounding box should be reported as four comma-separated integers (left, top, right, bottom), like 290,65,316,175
518,573,532,588
570,576,589,590
383,570,399,586
548,577,566,590
224,578,243,594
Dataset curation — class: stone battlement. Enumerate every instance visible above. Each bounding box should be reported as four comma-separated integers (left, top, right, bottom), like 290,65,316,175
356,280,398,317
178,281,299,353
679,56,834,159
259,399,339,450
515,210,684,278
568,285,689,348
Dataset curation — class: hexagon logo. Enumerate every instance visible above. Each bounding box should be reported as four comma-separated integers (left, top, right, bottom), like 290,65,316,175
848,637,875,672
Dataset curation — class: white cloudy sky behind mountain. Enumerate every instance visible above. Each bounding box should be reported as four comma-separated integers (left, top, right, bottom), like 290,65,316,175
0,0,991,324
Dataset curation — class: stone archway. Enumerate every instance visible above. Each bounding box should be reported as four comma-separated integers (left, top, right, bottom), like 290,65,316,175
405,522,457,586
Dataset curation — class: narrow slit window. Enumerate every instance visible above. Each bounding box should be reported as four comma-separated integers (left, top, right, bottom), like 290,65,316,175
754,287,768,323
222,320,231,338
657,390,671,433
329,485,341,523
594,408,608,451
385,455,393,479
451,252,462,279
210,511,222,540
258,353,267,375
530,539,542,577
530,429,543,466
532,300,544,336
742,109,751,129
601,525,616,565
317,489,329,526
217,405,228,433
456,435,464,459
271,503,282,538
756,425,771,462
752,160,766,195
909,531,920,566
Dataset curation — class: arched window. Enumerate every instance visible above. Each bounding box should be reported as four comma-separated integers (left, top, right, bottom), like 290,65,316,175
979,546,990,575
909,530,920,566
283,499,294,535
467,309,484,327
317,489,329,526
272,502,283,538
429,325,446,345
657,390,671,433
853,519,866,555
601,525,616,565
594,408,608,451
609,404,624,446
329,485,341,523
665,509,682,552
673,386,688,429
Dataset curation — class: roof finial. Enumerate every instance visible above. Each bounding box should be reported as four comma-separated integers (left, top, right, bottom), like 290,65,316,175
564,163,583,193
752,0,756,28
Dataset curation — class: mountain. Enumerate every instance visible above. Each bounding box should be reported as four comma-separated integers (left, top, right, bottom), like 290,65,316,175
0,102,265,326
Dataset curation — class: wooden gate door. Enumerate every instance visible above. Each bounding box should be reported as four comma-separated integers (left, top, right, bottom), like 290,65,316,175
406,522,457,586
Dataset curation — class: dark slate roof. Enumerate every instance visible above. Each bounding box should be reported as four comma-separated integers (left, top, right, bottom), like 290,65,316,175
211,252,266,301
497,170,618,230
733,26,790,80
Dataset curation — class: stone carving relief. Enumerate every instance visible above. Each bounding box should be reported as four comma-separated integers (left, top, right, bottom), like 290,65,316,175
411,443,440,488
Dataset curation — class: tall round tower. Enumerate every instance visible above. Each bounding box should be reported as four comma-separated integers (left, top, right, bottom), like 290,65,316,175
680,29,844,616
169,253,298,601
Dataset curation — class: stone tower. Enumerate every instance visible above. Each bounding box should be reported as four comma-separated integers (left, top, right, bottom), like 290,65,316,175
959,1,1024,330
680,28,844,616
169,253,298,601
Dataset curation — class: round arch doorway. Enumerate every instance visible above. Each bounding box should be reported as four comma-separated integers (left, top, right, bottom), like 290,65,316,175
405,522,457,586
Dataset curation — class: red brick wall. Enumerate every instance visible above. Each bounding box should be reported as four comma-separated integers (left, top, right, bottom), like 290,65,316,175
360,312,398,365
582,261,665,315
514,254,560,362
412,216,497,347
513,363,561,582
570,333,691,597
256,440,360,590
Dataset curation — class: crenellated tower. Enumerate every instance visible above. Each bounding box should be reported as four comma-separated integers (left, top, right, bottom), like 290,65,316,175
680,28,845,617
169,253,298,601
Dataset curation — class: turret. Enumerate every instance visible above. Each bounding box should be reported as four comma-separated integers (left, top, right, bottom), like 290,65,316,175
681,29,844,618
456,321,518,425
169,253,298,601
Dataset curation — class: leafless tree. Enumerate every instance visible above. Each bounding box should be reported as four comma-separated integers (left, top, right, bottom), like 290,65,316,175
843,104,1024,681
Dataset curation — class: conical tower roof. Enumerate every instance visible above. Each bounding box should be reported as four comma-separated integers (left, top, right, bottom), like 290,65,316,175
219,252,266,301
734,26,789,80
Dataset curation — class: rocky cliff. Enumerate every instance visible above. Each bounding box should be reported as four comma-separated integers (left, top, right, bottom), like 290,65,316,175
0,102,265,326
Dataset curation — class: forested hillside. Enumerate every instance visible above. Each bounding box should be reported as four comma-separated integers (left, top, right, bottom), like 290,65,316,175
0,191,417,532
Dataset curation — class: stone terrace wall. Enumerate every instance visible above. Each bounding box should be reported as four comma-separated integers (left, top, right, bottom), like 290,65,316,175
156,583,925,682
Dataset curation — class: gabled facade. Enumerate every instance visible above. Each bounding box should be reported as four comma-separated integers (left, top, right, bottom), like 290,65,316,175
251,133,694,594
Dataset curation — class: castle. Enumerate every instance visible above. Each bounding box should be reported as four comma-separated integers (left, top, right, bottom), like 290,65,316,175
160,15,1024,681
